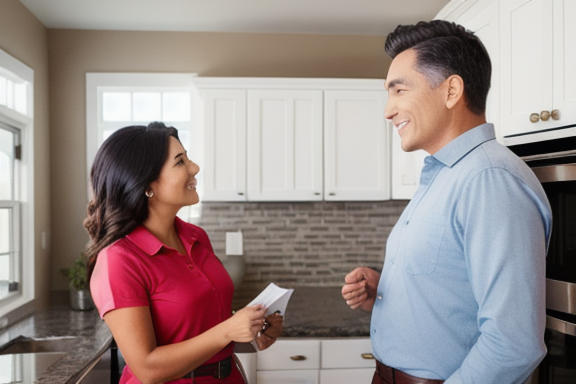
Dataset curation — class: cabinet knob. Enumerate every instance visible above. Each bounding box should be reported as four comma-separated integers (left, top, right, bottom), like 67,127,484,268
540,110,551,121
290,355,307,361
529,113,540,123
551,109,560,120
361,353,375,360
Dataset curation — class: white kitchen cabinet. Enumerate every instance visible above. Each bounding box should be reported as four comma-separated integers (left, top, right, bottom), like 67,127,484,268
324,90,390,201
319,369,374,383
255,338,374,384
256,339,320,384
247,89,323,201
192,78,390,202
257,370,319,384
499,0,576,141
436,0,500,137
198,89,247,201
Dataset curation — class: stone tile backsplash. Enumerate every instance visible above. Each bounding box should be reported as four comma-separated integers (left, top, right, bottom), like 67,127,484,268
197,200,408,300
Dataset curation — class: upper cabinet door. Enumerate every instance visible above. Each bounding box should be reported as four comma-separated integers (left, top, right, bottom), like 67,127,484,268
324,90,390,201
500,0,554,137
200,89,247,201
553,0,576,128
247,89,323,201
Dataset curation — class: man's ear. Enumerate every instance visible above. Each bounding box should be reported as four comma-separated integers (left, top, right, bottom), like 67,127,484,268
445,75,464,109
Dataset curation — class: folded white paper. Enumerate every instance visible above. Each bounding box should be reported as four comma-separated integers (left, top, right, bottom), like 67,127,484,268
248,283,294,317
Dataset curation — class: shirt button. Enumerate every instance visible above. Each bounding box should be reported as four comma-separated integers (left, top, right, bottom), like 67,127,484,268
377,295,383,300
187,264,193,270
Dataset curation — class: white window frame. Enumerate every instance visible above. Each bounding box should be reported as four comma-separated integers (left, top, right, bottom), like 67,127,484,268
0,48,34,318
86,73,203,223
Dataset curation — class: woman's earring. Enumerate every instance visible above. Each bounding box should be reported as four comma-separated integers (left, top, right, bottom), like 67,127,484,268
145,190,154,198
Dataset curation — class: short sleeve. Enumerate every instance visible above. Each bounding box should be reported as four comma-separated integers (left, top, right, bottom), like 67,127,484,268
89,243,150,318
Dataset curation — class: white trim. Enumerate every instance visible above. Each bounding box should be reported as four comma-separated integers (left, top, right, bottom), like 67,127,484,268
191,77,385,91
434,0,479,22
0,49,34,318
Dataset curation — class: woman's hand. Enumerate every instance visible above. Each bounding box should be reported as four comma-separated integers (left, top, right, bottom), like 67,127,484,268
224,304,267,343
342,267,381,312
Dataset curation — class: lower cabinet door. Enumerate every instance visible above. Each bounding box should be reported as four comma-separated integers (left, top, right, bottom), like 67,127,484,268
256,369,319,384
319,368,375,384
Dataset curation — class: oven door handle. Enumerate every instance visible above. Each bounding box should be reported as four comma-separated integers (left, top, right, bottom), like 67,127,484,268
546,315,576,337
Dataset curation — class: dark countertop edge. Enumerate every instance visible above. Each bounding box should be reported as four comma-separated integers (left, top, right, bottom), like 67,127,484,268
2,288,370,382
1,291,113,384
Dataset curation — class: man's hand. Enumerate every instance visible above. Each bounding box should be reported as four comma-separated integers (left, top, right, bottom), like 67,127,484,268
341,267,381,312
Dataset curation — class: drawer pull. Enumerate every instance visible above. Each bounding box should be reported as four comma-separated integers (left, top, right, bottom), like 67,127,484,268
290,355,307,361
361,353,375,360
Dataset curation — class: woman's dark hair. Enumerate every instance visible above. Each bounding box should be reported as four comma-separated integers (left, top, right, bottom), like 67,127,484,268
385,20,491,115
84,121,179,281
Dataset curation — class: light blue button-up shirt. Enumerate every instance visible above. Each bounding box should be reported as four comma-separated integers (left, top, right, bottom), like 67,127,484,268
371,124,552,384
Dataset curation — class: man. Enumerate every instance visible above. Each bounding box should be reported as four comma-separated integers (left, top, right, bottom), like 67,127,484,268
342,20,552,384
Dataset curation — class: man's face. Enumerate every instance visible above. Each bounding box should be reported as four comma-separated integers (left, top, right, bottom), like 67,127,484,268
384,49,450,154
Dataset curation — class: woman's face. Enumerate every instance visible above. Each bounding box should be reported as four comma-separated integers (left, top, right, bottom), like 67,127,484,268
148,136,200,211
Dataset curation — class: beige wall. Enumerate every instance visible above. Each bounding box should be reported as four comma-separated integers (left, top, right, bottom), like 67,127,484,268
47,29,392,290
0,0,51,310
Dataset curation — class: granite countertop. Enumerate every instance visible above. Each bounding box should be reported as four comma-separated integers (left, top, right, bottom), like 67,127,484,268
0,287,369,383
0,295,112,384
233,286,372,338
281,287,371,338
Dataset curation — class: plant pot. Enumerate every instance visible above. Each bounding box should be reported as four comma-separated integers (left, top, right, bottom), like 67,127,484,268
70,288,95,311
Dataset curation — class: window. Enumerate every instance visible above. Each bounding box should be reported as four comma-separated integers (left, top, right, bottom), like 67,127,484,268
86,73,202,223
0,124,21,298
0,48,34,317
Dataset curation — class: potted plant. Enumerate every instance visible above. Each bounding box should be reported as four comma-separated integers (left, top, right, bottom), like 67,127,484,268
60,253,94,311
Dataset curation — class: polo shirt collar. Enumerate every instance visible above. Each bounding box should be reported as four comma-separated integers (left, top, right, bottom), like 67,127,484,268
126,217,198,256
433,123,495,168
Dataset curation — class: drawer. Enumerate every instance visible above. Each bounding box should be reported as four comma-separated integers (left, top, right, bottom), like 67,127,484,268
257,369,319,384
321,338,375,369
257,339,320,370
320,368,375,383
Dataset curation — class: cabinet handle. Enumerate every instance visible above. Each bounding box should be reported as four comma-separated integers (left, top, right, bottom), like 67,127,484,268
551,109,560,120
529,113,540,123
540,110,551,121
329,192,336,196
314,192,321,195
237,192,244,195
290,355,307,361
361,353,375,360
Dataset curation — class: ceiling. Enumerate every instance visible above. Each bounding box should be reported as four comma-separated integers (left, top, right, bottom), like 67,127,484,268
18,0,451,36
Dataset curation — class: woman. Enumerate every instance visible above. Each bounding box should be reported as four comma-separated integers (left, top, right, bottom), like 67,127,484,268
85,122,266,384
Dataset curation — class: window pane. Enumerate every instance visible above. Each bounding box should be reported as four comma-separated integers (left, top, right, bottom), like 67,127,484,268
0,129,13,200
0,256,8,281
102,129,118,143
133,92,161,121
102,92,131,121
0,208,9,255
0,76,6,106
13,82,27,115
162,92,190,121
6,79,13,109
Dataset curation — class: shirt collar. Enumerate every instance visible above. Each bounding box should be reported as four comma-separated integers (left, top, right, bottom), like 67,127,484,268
433,123,495,168
126,217,198,257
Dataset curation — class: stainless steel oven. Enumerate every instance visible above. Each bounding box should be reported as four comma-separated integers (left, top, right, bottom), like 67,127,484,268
508,131,576,384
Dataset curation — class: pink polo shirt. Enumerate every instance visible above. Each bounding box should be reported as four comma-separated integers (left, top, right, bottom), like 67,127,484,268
90,218,237,383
